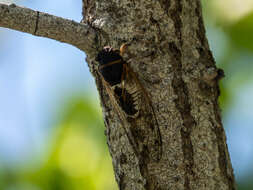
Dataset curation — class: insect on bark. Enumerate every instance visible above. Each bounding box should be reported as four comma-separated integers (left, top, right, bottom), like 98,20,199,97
96,44,162,161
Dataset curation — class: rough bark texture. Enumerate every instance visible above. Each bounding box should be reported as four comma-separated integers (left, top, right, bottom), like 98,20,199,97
82,0,236,190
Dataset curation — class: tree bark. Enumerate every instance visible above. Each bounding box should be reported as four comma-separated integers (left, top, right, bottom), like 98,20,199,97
0,1,236,189
82,0,236,190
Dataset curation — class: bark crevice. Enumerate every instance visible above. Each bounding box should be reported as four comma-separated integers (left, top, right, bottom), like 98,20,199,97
34,11,39,35
169,42,195,190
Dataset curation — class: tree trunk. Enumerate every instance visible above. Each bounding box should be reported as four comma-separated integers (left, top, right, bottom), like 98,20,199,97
82,0,236,189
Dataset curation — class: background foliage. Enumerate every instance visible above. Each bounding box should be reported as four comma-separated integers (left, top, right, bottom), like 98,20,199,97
0,0,253,189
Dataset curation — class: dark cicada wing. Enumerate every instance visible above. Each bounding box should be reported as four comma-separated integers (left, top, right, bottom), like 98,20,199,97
97,45,162,161
100,68,162,161
123,65,162,161
98,72,140,157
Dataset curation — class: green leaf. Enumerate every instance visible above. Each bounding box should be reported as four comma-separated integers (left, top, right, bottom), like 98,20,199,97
228,11,253,52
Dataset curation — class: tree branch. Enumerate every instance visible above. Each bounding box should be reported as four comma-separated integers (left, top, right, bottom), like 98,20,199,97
0,3,97,53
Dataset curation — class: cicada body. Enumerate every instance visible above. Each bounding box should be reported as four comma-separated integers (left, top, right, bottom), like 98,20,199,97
96,45,162,161
96,46,125,86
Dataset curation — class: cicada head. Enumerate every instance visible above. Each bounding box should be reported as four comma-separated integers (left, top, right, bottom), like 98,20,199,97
96,46,125,86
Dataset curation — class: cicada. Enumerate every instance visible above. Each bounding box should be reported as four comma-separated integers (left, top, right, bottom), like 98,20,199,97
96,44,162,161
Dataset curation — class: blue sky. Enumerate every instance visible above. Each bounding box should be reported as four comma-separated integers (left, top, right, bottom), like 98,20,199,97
0,0,97,165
